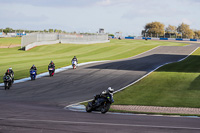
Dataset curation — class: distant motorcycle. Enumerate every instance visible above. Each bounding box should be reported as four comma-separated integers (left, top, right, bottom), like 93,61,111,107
30,69,36,80
3,75,12,90
48,67,55,77
86,93,114,114
72,61,77,69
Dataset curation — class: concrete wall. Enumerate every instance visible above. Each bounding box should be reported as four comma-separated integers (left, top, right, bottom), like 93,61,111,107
25,40,59,51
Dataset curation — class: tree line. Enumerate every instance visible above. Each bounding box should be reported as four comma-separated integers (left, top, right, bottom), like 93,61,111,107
0,27,66,34
142,22,200,39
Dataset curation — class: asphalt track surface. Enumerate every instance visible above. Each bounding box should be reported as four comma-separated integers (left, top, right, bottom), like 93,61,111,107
1,42,200,133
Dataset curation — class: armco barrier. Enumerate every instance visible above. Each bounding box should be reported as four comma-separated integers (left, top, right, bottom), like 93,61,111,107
183,39,190,41
25,40,59,51
151,38,159,40
190,39,197,41
142,37,151,40
125,37,134,39
160,38,168,40
176,38,183,41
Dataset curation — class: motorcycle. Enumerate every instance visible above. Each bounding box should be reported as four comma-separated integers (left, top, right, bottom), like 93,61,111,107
3,75,12,90
48,67,55,77
30,69,36,80
86,93,114,114
72,61,77,69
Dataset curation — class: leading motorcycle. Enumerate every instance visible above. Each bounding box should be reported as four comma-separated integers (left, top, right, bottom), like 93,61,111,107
86,93,114,114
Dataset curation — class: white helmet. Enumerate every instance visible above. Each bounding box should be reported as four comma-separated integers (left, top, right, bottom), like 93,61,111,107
108,87,114,93
9,67,12,70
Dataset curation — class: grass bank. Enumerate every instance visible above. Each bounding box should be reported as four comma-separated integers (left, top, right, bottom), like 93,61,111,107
113,48,200,108
0,37,21,46
0,39,186,81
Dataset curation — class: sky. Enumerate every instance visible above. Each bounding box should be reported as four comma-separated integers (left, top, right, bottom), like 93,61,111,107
0,0,199,36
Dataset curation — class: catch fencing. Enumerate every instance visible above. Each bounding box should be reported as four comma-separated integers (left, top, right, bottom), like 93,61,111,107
59,34,108,44
21,33,109,50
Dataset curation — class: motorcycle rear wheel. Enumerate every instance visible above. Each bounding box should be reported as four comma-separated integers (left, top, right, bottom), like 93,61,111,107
101,103,111,114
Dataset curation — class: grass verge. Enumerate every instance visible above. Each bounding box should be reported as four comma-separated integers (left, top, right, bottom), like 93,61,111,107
113,48,200,108
0,37,21,46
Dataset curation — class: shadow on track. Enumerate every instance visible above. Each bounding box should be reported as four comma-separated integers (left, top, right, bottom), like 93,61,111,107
86,54,187,72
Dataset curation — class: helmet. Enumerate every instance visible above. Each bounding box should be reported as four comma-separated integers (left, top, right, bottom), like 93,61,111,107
9,67,12,70
32,65,35,67
107,87,114,93
74,56,76,58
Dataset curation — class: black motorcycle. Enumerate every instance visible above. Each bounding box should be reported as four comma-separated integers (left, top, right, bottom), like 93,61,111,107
48,66,55,77
3,75,12,90
86,93,114,114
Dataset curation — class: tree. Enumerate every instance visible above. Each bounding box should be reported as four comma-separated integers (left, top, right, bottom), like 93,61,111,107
3,27,13,34
48,29,54,33
177,23,194,38
144,22,165,37
194,30,200,39
54,29,58,33
57,30,62,33
108,34,114,37
166,25,177,34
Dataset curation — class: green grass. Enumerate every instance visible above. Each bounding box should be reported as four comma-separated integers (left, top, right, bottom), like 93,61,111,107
0,39,186,82
0,37,21,46
113,48,200,108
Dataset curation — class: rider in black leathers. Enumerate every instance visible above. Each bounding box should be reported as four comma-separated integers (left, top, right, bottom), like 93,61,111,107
30,65,37,75
48,61,55,73
71,56,78,63
4,68,14,83
48,61,55,72
92,87,114,106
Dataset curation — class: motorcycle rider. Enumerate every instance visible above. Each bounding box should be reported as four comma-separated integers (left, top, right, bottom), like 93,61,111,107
48,61,55,73
4,67,14,83
71,56,78,63
30,65,37,75
48,61,55,69
92,87,114,106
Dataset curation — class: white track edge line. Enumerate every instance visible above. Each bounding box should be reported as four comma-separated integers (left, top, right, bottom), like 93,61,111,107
0,118,200,130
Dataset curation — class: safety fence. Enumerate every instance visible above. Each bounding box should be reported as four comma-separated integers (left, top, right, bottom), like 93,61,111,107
21,33,109,50
59,34,108,44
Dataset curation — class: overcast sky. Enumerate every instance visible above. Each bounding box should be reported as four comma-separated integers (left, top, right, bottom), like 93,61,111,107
0,0,199,36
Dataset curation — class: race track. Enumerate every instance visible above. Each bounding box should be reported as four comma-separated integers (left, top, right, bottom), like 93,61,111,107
0,43,200,133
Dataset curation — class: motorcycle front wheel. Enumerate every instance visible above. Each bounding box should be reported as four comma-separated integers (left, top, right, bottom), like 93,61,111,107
86,102,93,112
